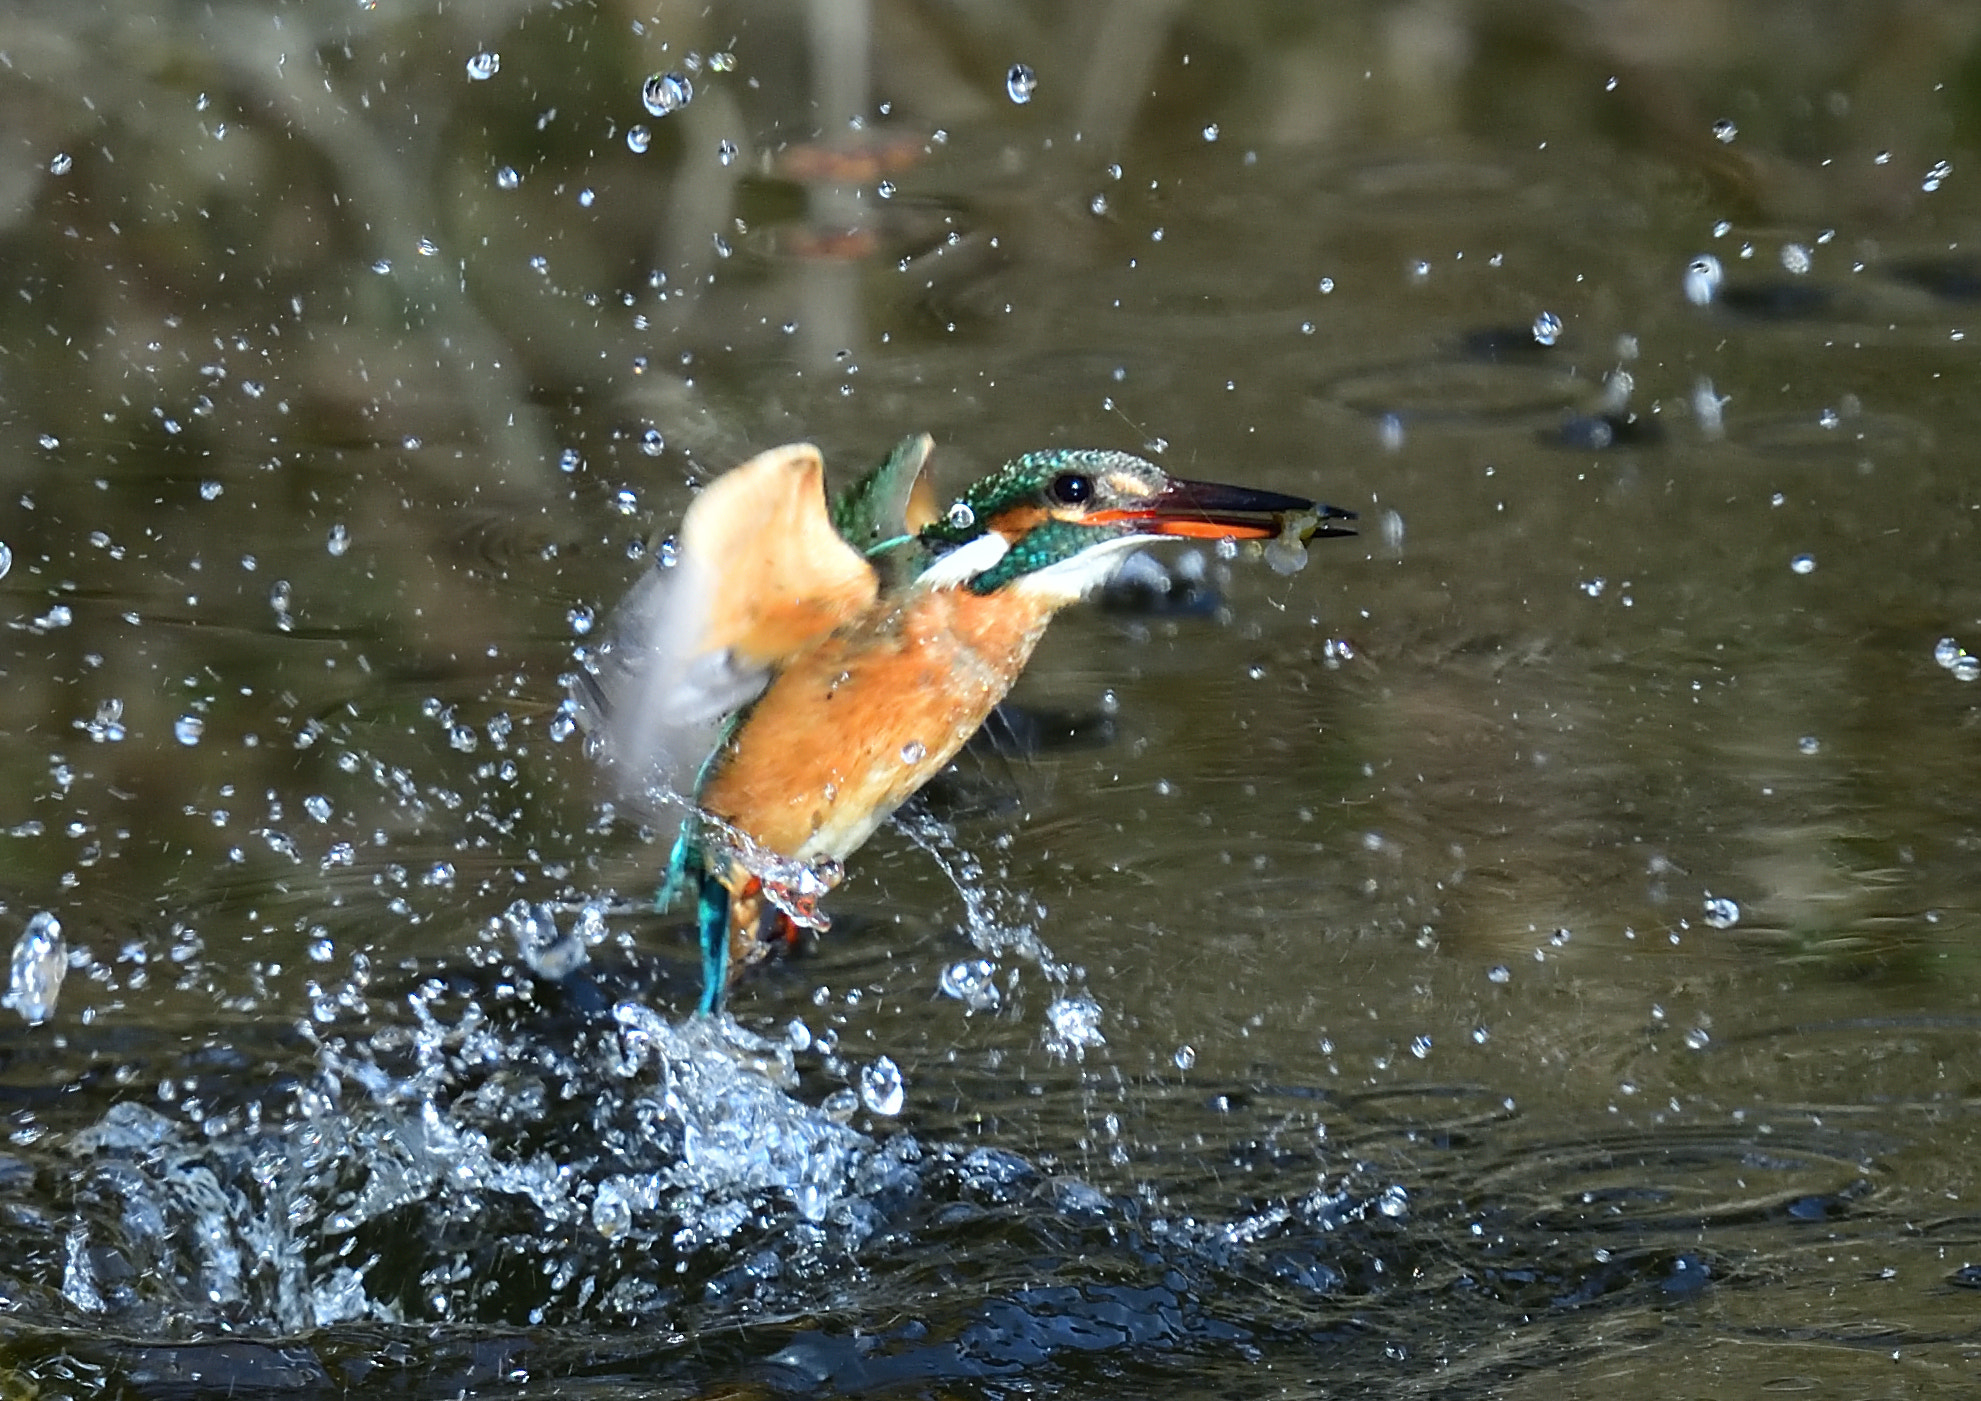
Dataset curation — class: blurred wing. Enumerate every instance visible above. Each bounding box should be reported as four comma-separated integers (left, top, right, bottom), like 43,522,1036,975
578,443,879,816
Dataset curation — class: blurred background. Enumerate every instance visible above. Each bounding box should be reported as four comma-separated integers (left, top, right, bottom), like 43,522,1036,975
2,1,1981,1396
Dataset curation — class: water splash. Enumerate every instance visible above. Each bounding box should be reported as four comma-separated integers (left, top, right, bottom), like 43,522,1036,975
1044,994,1105,1061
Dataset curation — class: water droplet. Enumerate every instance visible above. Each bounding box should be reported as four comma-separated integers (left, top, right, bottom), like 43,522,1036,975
1531,310,1563,346
1955,656,1981,683
717,138,738,166
859,1056,905,1116
448,724,477,753
939,959,1001,1011
1781,242,1812,275
1711,118,1737,143
1874,150,1892,166
465,51,500,81
1790,553,1815,575
326,523,350,556
1683,1026,1712,1051
946,501,975,531
900,740,926,764
304,794,333,822
1818,406,1840,430
639,428,664,457
568,605,594,636
877,179,896,198
48,152,72,176
495,165,521,190
0,543,11,580
1684,254,1723,306
1319,276,1335,293
708,50,736,73
1006,63,1037,104
416,237,439,256
1487,964,1511,984
4,914,65,1026
174,715,204,746
1702,894,1740,928
1376,1184,1410,1218
613,488,639,515
1202,122,1219,142
626,125,651,154
371,258,392,275
199,479,224,501
1923,159,1953,193
577,187,595,208
642,71,693,117
1089,192,1108,215
1173,1044,1196,1070
1935,637,1965,668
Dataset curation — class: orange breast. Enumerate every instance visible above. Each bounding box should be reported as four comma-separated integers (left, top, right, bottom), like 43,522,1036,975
698,586,1060,862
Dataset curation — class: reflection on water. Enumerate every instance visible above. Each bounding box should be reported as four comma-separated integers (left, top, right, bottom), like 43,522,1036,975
4,0,1981,1395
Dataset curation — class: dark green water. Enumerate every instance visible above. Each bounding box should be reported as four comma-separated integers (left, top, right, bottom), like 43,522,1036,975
2,2,1981,1396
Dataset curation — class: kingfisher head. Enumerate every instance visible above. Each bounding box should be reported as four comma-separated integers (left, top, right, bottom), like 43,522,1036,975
914,449,1355,599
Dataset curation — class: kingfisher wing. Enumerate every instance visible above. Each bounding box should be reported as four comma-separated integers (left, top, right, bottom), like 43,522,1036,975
829,433,936,550
578,443,879,817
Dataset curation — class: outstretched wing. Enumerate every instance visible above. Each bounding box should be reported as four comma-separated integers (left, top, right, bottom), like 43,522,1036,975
576,442,879,822
829,432,939,551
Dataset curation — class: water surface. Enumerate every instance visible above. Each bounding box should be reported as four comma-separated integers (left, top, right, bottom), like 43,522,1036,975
2,3,1980,1396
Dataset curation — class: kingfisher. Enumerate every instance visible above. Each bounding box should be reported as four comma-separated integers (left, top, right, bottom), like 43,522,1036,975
576,436,1354,1012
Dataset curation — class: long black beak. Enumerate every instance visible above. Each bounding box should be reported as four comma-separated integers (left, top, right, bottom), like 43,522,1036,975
1091,477,1357,541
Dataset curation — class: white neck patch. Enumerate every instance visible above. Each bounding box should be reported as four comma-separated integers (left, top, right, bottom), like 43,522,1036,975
915,531,1011,590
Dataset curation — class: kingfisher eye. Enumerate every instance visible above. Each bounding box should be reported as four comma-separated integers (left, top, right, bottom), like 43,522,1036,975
1048,472,1094,505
